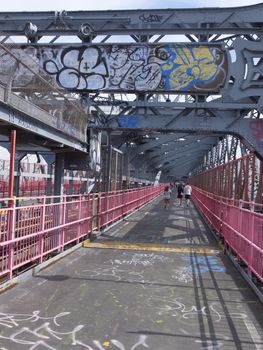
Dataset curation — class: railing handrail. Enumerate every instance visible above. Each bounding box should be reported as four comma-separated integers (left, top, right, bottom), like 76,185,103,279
192,186,263,283
0,184,165,281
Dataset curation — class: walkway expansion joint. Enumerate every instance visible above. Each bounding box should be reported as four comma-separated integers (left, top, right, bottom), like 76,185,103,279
82,240,219,254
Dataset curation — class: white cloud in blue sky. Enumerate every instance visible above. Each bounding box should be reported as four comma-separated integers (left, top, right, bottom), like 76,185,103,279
0,0,261,11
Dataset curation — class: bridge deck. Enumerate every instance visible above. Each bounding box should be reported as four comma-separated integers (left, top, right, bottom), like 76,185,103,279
0,193,262,349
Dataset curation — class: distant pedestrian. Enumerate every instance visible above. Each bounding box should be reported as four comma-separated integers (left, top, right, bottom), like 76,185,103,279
177,183,184,206
184,182,192,207
163,185,171,209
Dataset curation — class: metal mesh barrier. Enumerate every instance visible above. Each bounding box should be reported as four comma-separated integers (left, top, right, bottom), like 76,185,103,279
0,37,88,142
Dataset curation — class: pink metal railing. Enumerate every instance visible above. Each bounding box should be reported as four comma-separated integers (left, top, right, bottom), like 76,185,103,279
192,186,263,283
98,187,161,228
0,159,87,197
0,185,164,281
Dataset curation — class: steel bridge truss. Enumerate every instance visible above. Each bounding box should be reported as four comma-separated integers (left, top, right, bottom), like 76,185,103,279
0,4,263,181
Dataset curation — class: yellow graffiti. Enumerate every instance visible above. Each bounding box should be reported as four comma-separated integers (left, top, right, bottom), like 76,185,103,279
103,341,110,347
161,46,224,90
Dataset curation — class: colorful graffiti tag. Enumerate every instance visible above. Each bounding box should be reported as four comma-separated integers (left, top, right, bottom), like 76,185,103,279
160,46,227,91
40,44,228,93
2,44,227,93
0,44,228,93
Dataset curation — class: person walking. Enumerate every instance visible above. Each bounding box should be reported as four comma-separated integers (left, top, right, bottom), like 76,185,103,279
177,183,184,206
184,182,192,207
163,185,172,209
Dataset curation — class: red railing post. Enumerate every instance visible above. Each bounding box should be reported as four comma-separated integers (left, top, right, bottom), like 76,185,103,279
7,197,15,280
39,196,46,263
121,189,125,217
59,195,66,251
77,195,82,243
238,199,243,234
97,193,102,230
248,201,255,278
106,191,109,226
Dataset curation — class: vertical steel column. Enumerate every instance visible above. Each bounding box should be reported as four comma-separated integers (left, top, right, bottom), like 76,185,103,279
118,152,123,190
8,130,16,199
54,153,65,197
7,130,16,280
13,153,26,197
46,161,53,196
123,153,130,189
80,172,89,194
68,170,74,195
104,132,112,193
13,158,20,197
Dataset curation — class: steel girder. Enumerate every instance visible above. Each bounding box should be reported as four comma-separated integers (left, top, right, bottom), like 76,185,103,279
130,136,216,175
0,5,262,38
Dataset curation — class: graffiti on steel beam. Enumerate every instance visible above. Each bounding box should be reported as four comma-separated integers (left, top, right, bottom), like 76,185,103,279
117,115,140,128
8,110,39,133
139,14,163,23
2,44,228,93
41,44,227,92
89,130,101,174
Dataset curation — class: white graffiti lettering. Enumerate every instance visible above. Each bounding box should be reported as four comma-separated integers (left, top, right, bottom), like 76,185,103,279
146,296,248,325
110,252,173,266
0,311,149,349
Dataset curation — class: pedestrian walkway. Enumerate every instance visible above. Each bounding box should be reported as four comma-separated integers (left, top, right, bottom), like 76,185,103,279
0,193,262,349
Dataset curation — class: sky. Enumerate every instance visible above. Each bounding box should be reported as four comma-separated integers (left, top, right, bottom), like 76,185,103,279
0,0,262,11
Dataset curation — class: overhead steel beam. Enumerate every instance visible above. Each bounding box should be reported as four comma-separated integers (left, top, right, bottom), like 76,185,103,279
148,143,215,164
128,134,184,161
0,5,263,38
100,110,263,160
147,145,215,169
85,99,257,110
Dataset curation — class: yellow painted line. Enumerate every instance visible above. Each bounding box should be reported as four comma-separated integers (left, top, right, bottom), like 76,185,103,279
83,239,90,247
83,240,218,254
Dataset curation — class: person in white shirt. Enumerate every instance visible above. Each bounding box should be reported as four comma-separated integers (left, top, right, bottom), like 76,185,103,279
163,185,172,209
184,183,192,207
